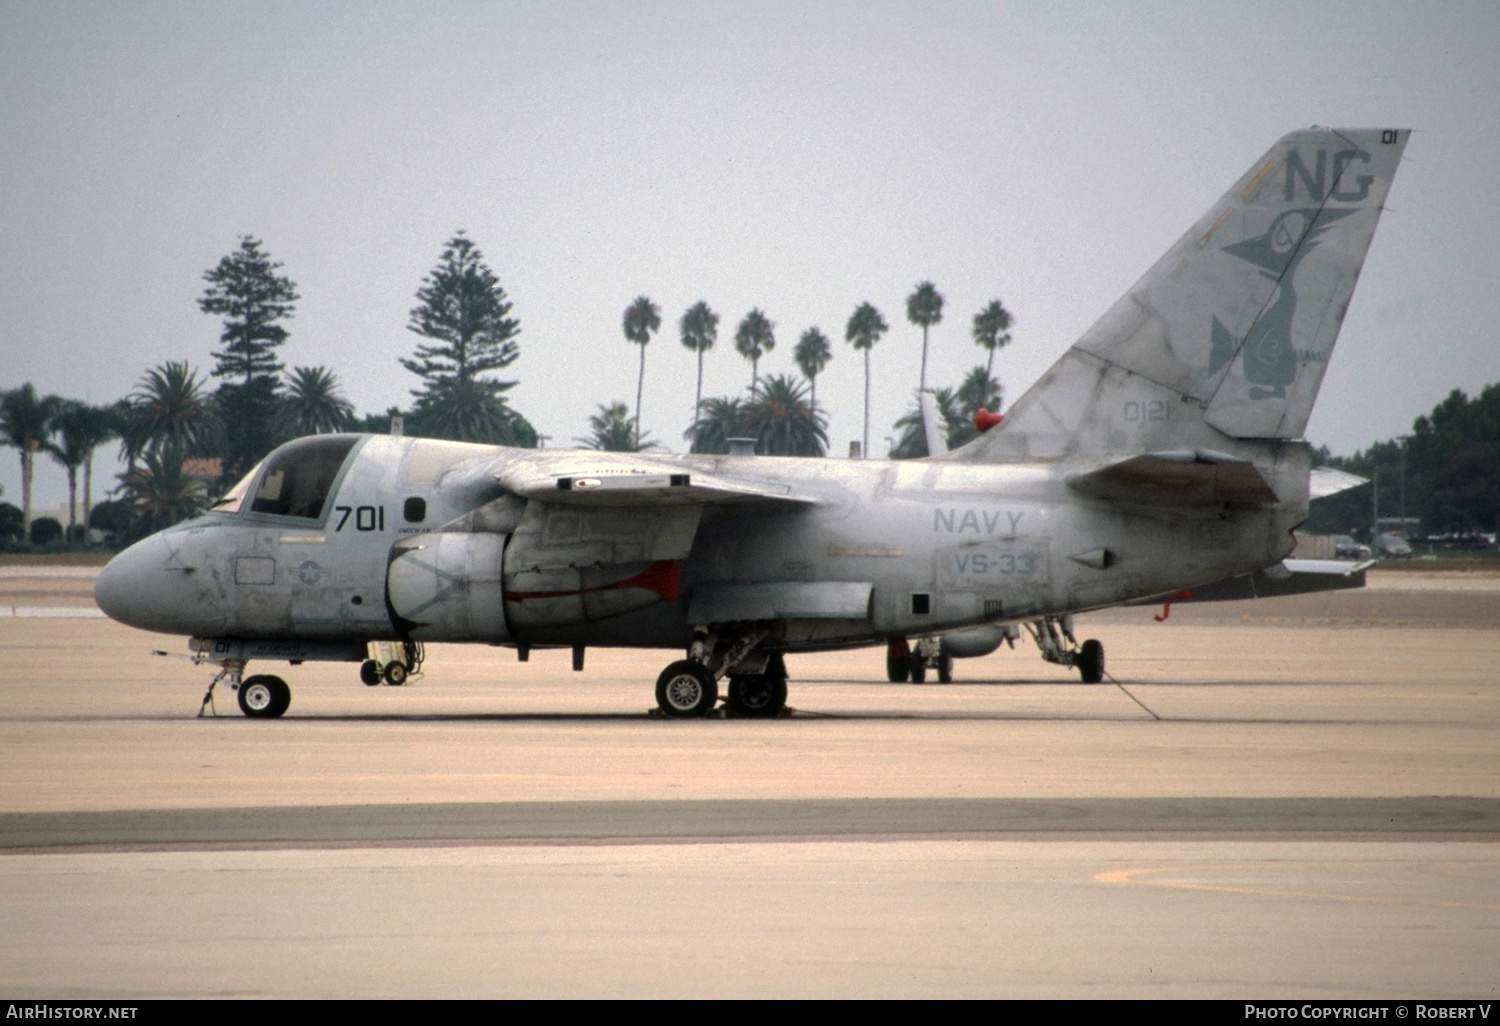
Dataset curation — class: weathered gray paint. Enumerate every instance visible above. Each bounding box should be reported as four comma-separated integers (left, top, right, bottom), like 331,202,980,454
94,128,1409,677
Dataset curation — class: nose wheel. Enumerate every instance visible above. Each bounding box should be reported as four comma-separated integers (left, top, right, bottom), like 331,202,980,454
237,674,292,718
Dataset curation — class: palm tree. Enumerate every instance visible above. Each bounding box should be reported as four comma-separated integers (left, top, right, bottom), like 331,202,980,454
284,366,355,436
793,328,832,412
684,397,747,455
69,404,117,534
891,386,961,458
734,309,775,390
0,384,63,536
48,402,116,541
623,295,661,447
906,281,944,393
956,364,1002,418
971,299,1013,381
121,443,207,535
679,301,718,431
745,375,827,457
578,401,656,452
844,302,889,458
130,361,216,457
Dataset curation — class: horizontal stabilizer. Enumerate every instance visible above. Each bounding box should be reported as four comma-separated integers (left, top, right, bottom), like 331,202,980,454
1067,449,1279,507
1309,466,1368,500
1138,557,1373,605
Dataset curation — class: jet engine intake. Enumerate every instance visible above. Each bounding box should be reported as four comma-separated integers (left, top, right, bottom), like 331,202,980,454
386,533,511,642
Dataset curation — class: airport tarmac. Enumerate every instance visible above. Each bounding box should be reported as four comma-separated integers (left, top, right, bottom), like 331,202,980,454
0,565,1497,997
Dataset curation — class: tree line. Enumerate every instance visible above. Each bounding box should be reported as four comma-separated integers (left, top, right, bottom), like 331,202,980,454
1,232,528,546
603,284,1013,461
1,229,1018,549
1308,383,1500,543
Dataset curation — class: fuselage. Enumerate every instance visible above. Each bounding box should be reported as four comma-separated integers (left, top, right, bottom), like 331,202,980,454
95,433,1306,652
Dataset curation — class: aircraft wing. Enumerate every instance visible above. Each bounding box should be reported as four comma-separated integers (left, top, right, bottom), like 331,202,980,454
462,449,821,508
1066,449,1279,507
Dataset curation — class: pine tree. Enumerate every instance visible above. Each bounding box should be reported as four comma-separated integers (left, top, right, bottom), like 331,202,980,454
199,236,299,477
402,233,526,444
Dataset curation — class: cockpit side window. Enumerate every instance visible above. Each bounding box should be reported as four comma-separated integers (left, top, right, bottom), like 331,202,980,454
212,462,264,515
249,436,359,520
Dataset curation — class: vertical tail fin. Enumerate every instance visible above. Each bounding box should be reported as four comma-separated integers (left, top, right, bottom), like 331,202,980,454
960,128,1409,461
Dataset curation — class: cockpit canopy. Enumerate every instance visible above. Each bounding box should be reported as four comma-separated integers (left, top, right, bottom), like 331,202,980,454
215,435,360,521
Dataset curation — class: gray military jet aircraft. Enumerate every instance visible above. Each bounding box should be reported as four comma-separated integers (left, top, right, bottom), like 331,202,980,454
96,127,1409,719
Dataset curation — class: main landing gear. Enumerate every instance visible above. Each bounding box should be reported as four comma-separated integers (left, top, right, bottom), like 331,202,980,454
655,627,788,719
885,637,953,683
1025,615,1105,683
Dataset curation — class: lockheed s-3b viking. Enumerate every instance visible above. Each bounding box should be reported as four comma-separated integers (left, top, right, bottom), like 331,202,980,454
95,128,1408,718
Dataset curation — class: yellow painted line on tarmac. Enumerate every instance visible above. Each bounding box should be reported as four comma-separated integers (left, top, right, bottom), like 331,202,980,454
1097,861,1500,912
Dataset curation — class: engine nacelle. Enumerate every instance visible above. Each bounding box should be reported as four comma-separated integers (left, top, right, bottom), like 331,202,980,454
387,533,511,642
503,560,680,631
387,532,682,641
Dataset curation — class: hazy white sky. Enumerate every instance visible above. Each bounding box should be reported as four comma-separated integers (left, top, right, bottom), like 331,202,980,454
3,1,1498,511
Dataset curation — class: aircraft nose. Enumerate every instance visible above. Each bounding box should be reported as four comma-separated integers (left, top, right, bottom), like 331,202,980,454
95,532,228,635
95,534,170,629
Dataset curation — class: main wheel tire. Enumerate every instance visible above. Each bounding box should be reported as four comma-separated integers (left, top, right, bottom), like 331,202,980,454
238,674,291,718
886,639,911,682
727,673,788,717
937,649,954,684
384,661,408,686
360,659,382,686
908,652,927,684
655,660,718,718
1077,639,1105,684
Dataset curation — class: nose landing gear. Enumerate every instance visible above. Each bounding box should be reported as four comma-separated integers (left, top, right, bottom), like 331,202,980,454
237,674,292,718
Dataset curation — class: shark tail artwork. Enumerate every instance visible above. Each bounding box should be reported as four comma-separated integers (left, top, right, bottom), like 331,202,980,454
96,128,1408,717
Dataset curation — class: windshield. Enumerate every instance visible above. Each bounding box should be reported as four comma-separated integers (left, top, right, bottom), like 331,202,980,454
211,462,263,514
248,436,359,520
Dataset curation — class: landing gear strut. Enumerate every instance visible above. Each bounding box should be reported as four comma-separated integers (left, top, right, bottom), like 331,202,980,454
1025,615,1105,683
